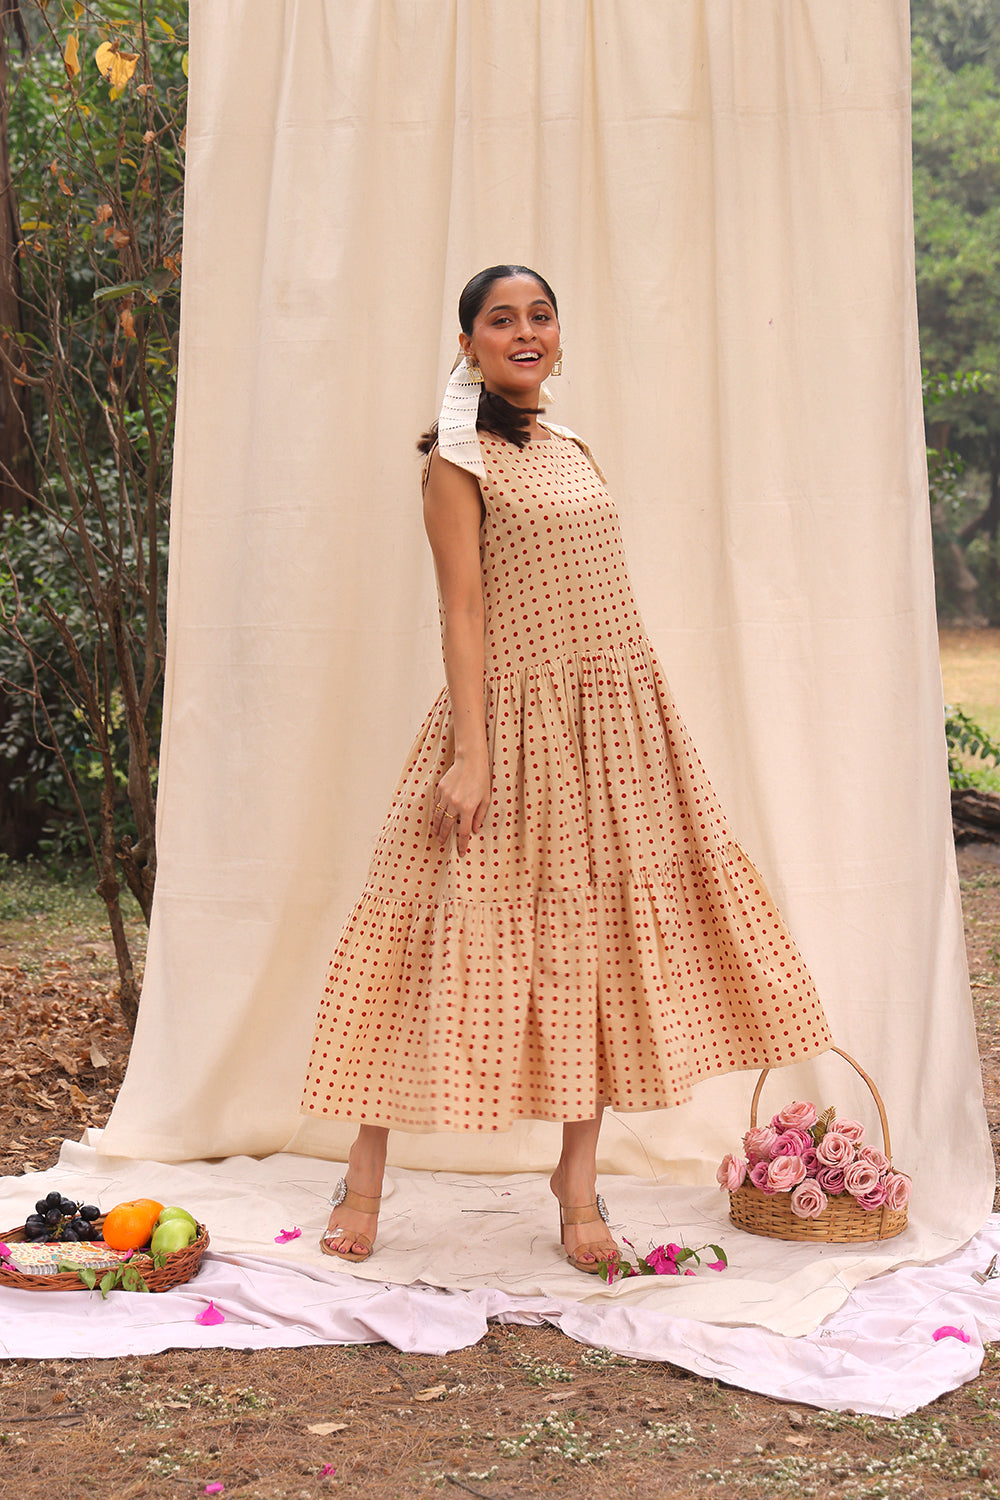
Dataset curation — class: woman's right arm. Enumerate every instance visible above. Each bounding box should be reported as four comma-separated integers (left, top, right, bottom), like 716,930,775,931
422,449,491,857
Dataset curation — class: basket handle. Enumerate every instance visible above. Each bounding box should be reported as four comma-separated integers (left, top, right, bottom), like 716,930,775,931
747,1044,892,1159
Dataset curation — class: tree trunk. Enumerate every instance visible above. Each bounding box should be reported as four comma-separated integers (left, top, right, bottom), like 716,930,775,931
0,1,34,518
952,787,1000,845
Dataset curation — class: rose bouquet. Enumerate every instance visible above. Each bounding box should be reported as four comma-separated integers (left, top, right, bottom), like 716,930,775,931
720,1097,911,1231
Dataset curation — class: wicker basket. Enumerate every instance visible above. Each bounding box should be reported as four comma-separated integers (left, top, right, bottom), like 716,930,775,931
728,1046,908,1243
0,1217,210,1292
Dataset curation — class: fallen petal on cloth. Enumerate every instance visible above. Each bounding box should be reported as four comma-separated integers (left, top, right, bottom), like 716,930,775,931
195,1301,226,1326
933,1326,972,1343
274,1227,302,1244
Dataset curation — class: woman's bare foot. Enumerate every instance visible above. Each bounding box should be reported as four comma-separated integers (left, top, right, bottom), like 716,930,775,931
322,1127,387,1260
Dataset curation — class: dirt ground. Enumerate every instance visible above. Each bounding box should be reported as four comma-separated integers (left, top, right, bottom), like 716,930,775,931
1,845,999,1499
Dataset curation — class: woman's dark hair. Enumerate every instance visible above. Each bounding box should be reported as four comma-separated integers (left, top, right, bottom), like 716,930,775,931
417,265,558,456
457,264,558,333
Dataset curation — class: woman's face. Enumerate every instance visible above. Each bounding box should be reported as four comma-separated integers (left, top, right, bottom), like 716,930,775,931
460,274,560,406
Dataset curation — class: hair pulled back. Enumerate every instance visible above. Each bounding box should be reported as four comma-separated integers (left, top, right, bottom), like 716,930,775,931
457,264,558,333
417,265,558,456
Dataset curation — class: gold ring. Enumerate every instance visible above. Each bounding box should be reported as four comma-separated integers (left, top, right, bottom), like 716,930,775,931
444,810,456,819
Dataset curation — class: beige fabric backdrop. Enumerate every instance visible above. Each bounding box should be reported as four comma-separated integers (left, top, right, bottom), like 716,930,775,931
102,0,993,1248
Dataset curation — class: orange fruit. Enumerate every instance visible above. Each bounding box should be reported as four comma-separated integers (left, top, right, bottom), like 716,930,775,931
101,1198,164,1251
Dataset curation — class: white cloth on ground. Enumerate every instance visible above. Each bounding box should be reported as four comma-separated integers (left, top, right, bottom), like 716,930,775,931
1,1135,997,1418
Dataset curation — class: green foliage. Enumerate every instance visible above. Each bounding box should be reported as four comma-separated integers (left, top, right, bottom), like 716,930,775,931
910,0,1000,75
0,504,164,858
0,2,188,1018
945,705,1000,789
67,1251,166,1296
911,38,1000,375
911,11,1000,622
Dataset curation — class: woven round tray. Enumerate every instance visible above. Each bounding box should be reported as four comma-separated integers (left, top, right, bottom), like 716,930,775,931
0,1217,210,1292
729,1046,908,1243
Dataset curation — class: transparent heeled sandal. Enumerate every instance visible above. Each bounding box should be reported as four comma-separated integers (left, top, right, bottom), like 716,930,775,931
319,1177,381,1263
557,1193,620,1275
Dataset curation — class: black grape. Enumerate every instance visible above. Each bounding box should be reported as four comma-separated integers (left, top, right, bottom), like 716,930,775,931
80,1204,100,1222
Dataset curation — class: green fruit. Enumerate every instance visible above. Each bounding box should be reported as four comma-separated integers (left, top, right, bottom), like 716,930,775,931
155,1206,198,1233
151,1218,197,1255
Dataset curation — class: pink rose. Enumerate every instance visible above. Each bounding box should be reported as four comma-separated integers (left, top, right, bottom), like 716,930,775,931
800,1148,819,1174
884,1173,912,1211
830,1117,866,1144
815,1165,847,1195
843,1160,881,1198
856,1181,888,1211
772,1129,814,1158
857,1146,890,1177
766,1155,807,1192
775,1100,819,1133
743,1126,778,1162
717,1153,748,1191
816,1131,855,1169
790,1180,828,1219
750,1160,777,1195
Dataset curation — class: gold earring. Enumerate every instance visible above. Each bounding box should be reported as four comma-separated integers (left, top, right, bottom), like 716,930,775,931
465,354,484,383
551,349,563,377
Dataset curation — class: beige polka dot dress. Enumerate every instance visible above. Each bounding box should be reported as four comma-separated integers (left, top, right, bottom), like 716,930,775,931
302,432,832,1132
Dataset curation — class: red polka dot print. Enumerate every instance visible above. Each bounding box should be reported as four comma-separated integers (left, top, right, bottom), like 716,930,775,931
301,433,832,1132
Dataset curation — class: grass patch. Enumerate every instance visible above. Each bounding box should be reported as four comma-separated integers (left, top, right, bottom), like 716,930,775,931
0,855,103,925
940,627,1000,792
0,854,145,966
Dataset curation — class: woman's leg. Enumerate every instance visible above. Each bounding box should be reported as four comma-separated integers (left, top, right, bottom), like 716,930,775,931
323,1124,388,1256
549,1107,620,1268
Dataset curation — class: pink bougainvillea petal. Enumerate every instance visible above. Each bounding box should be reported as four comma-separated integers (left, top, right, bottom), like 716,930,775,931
319,1464,336,1477
274,1226,302,1244
204,1486,225,1496
0,1243,10,1261
707,1260,727,1272
195,1300,226,1326
933,1326,971,1343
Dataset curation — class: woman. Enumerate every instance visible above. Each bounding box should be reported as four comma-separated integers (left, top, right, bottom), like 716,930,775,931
301,265,831,1273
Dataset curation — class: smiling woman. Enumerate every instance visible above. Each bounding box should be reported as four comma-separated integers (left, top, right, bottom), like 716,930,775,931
417,265,563,453
459,268,561,403
300,264,833,1276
